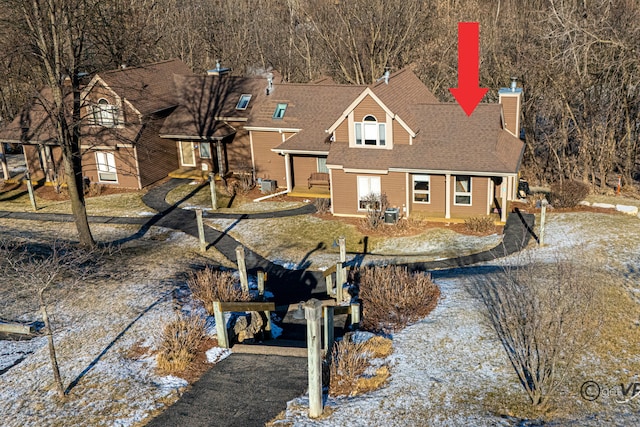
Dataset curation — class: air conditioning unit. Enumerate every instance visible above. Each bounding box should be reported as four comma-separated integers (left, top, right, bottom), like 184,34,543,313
261,179,277,193
384,208,399,224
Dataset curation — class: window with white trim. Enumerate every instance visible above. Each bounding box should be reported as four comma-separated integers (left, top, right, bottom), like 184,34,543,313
357,176,381,210
454,175,472,205
199,142,211,159
236,94,252,110
413,174,430,203
92,98,119,127
355,115,385,146
96,152,117,182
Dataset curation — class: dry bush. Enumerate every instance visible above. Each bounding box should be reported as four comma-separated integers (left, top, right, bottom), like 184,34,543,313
235,171,255,194
187,267,252,314
313,198,330,214
549,180,590,208
470,254,602,410
464,216,496,233
356,265,440,333
328,337,391,397
156,314,206,374
360,193,389,230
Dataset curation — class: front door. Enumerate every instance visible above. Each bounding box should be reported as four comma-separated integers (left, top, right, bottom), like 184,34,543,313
179,141,196,166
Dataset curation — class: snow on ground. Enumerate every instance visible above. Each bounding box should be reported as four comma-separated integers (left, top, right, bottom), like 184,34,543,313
1,211,640,426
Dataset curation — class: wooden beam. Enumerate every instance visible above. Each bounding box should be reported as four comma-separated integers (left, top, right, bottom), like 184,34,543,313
219,301,276,312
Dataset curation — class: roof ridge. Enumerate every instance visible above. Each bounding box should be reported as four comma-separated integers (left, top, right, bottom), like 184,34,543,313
99,58,185,75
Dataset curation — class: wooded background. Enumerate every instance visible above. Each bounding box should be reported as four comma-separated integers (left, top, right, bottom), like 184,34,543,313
1,0,638,189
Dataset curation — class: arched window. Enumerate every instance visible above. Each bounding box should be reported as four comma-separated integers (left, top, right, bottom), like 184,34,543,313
93,98,119,127
355,115,385,146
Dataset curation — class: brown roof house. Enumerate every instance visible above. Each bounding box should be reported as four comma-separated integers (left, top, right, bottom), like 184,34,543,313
159,64,269,180
0,59,192,189
246,69,524,222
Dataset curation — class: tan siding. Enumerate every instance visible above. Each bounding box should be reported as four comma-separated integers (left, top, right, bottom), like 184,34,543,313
331,169,359,215
353,95,385,121
500,96,518,136
227,126,252,172
410,174,446,216
334,121,349,143
292,156,318,188
381,173,406,210
450,176,489,217
251,130,286,186
135,114,179,187
392,120,411,145
82,147,139,189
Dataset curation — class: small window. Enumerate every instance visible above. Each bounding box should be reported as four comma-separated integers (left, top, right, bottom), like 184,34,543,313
96,151,117,182
413,175,430,203
273,103,287,119
357,176,381,210
454,176,472,205
236,94,252,110
199,142,211,159
92,98,119,127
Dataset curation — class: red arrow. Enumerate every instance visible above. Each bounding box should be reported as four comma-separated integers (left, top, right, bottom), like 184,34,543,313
449,22,488,116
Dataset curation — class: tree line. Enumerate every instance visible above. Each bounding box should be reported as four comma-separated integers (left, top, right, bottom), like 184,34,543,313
1,0,638,190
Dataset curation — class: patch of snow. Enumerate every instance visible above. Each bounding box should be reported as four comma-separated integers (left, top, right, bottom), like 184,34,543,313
138,211,157,217
592,202,616,209
153,375,188,390
206,347,231,364
616,204,639,215
0,336,46,372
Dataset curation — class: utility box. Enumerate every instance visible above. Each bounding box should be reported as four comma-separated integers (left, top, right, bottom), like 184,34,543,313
261,179,277,193
384,207,399,224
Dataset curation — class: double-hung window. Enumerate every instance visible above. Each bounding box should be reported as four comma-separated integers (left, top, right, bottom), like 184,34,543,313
93,98,119,127
96,152,117,182
454,176,472,205
355,115,385,146
357,176,381,210
413,175,430,203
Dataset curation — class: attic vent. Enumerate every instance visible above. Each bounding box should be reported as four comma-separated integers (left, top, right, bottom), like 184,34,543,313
266,73,273,95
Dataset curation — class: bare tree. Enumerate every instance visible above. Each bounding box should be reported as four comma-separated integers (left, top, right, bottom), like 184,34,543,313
470,254,602,409
0,239,106,399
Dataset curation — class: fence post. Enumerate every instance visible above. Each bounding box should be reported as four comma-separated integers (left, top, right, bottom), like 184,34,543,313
209,173,218,211
539,200,548,246
236,246,249,293
338,236,347,284
304,299,323,418
325,274,334,297
350,303,360,327
257,270,265,296
213,302,228,348
323,305,334,354
196,209,206,252
335,262,344,303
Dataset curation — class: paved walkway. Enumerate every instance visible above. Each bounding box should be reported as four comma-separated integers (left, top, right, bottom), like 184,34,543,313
0,178,536,426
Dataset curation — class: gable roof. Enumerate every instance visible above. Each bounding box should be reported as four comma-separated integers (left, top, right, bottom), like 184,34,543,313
327,104,524,174
159,74,267,140
247,83,363,152
88,59,192,116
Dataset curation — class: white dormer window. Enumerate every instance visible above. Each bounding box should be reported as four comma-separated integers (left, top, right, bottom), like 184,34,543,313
92,98,119,127
236,94,252,110
355,115,385,146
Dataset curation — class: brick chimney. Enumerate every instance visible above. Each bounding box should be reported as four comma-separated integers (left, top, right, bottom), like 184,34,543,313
498,77,523,138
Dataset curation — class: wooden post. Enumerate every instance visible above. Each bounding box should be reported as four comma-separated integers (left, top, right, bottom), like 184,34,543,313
338,236,347,285
209,173,218,211
325,274,334,297
196,209,206,252
213,302,229,348
539,200,548,246
304,299,323,418
335,262,344,303
264,310,272,339
323,305,334,354
257,270,265,296
236,246,249,293
26,179,37,211
350,303,360,327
